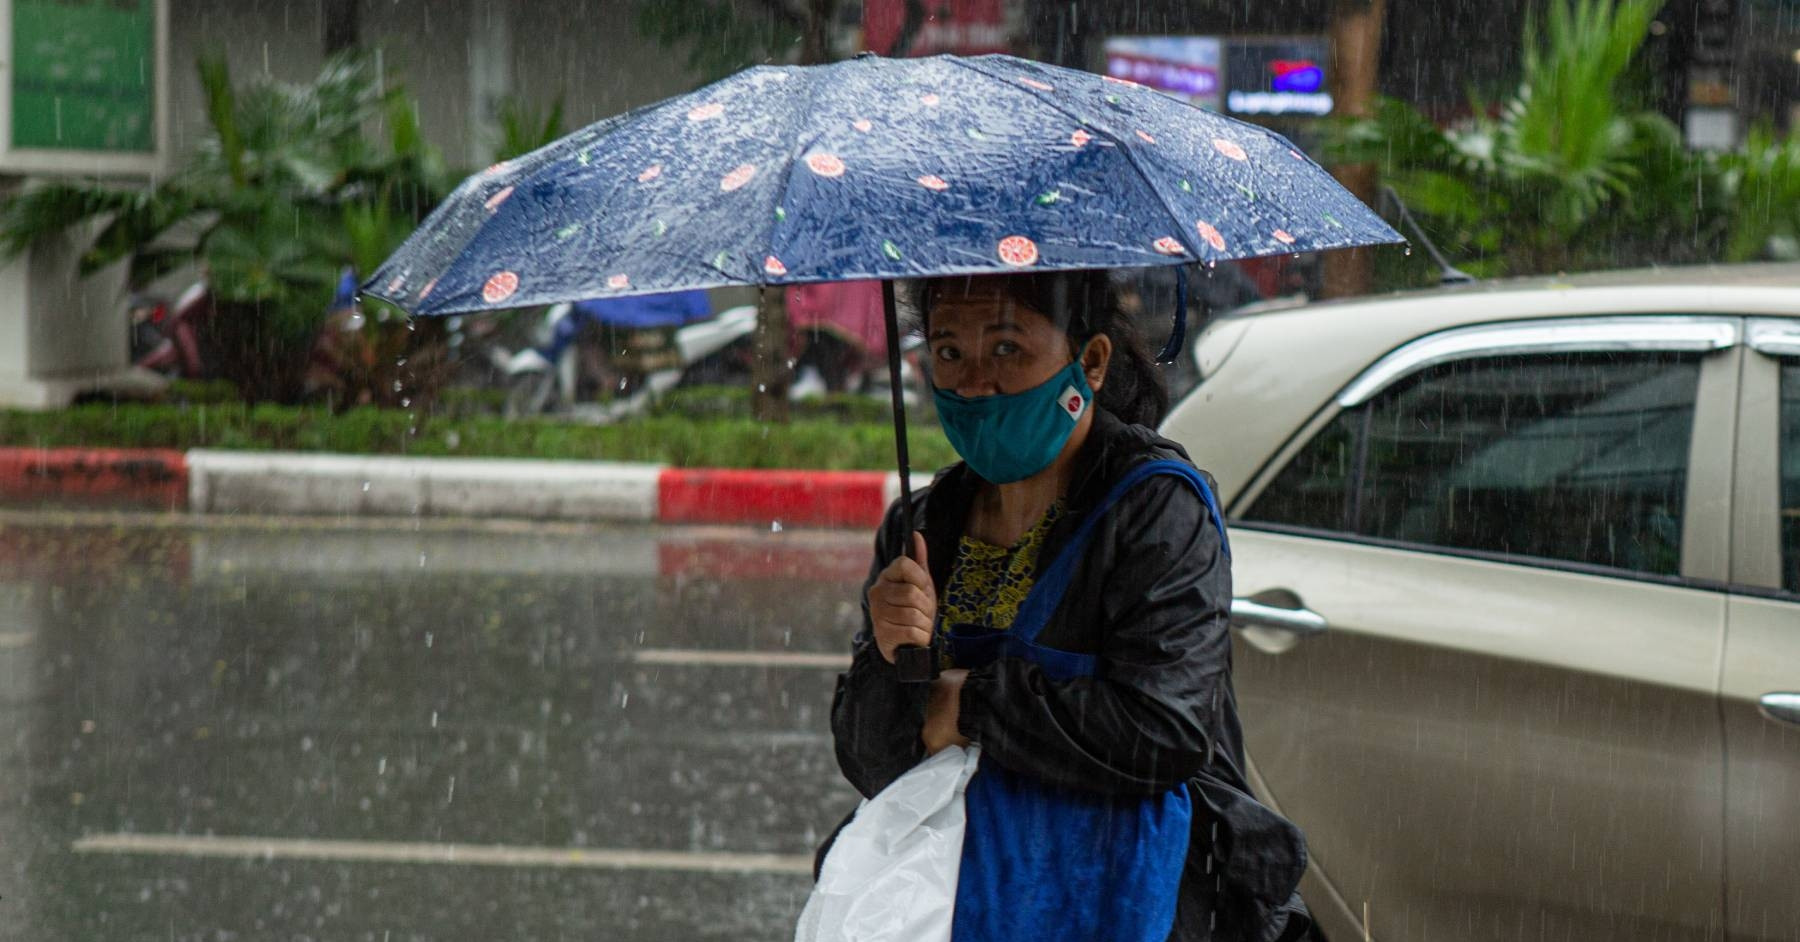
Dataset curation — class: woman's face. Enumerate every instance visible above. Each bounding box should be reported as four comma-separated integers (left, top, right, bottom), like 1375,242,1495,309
925,280,1076,398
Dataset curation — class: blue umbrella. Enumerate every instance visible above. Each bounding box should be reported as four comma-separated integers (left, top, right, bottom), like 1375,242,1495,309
367,52,1397,314
366,54,1400,632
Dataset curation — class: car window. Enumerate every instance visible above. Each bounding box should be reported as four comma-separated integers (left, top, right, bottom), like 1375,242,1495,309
1781,361,1800,593
1247,352,1702,576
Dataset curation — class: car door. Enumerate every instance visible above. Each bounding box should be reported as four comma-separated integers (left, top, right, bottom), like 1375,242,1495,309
1224,316,1736,942
1722,318,1800,942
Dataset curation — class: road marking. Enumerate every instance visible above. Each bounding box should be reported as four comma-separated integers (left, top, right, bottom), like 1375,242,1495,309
633,649,849,670
0,631,33,649
72,833,812,875
0,507,865,543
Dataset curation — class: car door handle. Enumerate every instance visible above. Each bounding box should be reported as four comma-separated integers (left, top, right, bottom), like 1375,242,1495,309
1760,693,1800,728
1231,594,1328,637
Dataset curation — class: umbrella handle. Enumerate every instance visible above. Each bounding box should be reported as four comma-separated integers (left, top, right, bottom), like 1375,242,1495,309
1155,266,1188,365
883,280,938,684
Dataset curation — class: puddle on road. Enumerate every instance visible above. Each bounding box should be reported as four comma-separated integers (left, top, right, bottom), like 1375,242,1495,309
0,515,867,941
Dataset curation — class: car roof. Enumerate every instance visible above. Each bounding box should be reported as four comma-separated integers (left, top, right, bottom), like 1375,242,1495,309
1229,261,1800,318
1163,263,1800,506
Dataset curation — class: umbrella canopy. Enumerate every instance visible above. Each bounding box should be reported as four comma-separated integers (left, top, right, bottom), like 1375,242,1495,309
364,52,1400,315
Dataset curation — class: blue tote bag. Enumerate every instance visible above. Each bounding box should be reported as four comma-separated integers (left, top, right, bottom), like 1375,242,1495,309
945,460,1230,942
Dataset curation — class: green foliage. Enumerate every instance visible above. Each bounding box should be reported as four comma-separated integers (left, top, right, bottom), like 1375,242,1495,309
164,379,244,406
494,95,567,162
0,51,458,405
1719,123,1800,262
1328,0,1797,280
653,384,914,426
0,402,957,471
1509,0,1662,222
631,1,803,83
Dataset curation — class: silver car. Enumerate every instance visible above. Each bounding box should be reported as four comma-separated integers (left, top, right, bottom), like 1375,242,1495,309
1161,264,1800,942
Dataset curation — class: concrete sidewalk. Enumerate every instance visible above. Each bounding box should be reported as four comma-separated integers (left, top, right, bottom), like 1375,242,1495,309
0,447,931,529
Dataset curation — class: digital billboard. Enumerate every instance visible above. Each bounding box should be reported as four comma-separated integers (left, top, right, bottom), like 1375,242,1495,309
1101,36,1223,111
1225,38,1333,117
1101,35,1333,119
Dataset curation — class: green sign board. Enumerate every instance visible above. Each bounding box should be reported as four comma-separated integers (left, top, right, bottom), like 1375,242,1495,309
12,0,155,152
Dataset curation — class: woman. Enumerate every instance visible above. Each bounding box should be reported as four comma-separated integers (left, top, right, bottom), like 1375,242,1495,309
829,270,1311,942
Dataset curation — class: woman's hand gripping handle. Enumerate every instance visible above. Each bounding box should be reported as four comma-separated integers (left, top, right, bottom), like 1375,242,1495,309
869,532,938,682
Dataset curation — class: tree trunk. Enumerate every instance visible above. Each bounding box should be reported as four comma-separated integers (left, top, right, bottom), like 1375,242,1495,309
751,287,792,423
751,0,837,423
889,0,928,56
1322,0,1386,300
798,0,836,65
322,0,359,54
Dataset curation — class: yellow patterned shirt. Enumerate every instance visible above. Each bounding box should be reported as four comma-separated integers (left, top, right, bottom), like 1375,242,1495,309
939,500,1065,646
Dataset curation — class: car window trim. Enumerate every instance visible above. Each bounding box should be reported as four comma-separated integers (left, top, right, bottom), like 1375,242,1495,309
1747,317,1800,357
1682,345,1740,582
1231,520,1735,594
1336,316,1741,408
1239,322,1734,581
1725,582,1800,605
1229,401,1346,518
1738,328,1799,591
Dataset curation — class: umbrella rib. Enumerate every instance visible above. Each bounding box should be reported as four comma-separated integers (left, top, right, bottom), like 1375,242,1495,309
945,56,1206,261
381,103,666,314
758,66,833,286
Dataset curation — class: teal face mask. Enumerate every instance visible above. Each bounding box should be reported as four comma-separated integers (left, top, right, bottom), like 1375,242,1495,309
932,355,1094,484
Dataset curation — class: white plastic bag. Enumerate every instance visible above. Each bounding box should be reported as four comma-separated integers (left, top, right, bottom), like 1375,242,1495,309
795,744,982,942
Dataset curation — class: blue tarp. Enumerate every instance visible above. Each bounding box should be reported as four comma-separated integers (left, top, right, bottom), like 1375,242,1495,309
571,290,713,329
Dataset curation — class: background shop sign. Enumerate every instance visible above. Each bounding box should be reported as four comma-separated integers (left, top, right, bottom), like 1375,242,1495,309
0,0,168,176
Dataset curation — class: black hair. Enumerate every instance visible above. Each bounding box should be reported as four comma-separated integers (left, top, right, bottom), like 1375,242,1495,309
913,270,1171,428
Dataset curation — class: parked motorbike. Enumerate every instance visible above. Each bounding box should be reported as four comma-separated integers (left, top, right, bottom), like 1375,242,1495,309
128,280,210,379
443,310,536,392
501,303,759,422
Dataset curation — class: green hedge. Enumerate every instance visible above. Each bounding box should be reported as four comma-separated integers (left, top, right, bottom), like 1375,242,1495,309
0,400,958,471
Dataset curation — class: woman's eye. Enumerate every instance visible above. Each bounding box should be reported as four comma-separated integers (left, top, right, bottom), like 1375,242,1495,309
934,346,959,363
993,341,1020,357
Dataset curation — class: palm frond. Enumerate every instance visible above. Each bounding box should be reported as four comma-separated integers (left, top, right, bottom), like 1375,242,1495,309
495,95,568,162
1509,0,1660,179
127,246,201,287
1722,125,1800,261
0,182,201,276
1323,97,1456,171
198,54,247,186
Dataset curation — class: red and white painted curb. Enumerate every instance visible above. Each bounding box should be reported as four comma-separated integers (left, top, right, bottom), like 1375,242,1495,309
0,448,929,530
0,448,188,510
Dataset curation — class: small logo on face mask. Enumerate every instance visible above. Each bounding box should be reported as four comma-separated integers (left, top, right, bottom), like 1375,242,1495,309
1060,386,1086,422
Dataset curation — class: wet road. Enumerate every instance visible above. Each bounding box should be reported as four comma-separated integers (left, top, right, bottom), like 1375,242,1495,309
0,511,871,941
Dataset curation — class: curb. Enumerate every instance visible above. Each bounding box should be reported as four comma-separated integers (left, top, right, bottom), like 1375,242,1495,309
0,448,187,509
0,448,931,530
660,468,888,529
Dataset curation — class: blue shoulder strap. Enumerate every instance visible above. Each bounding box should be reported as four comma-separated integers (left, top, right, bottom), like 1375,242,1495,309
1009,459,1229,644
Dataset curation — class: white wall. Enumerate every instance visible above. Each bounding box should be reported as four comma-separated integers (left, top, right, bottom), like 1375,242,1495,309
165,0,328,162
0,212,131,407
166,0,708,169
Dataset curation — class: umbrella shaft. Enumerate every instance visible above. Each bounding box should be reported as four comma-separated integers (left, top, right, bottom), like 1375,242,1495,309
883,280,913,561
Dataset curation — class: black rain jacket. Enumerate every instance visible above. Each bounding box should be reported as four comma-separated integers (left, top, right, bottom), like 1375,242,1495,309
828,409,1314,942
